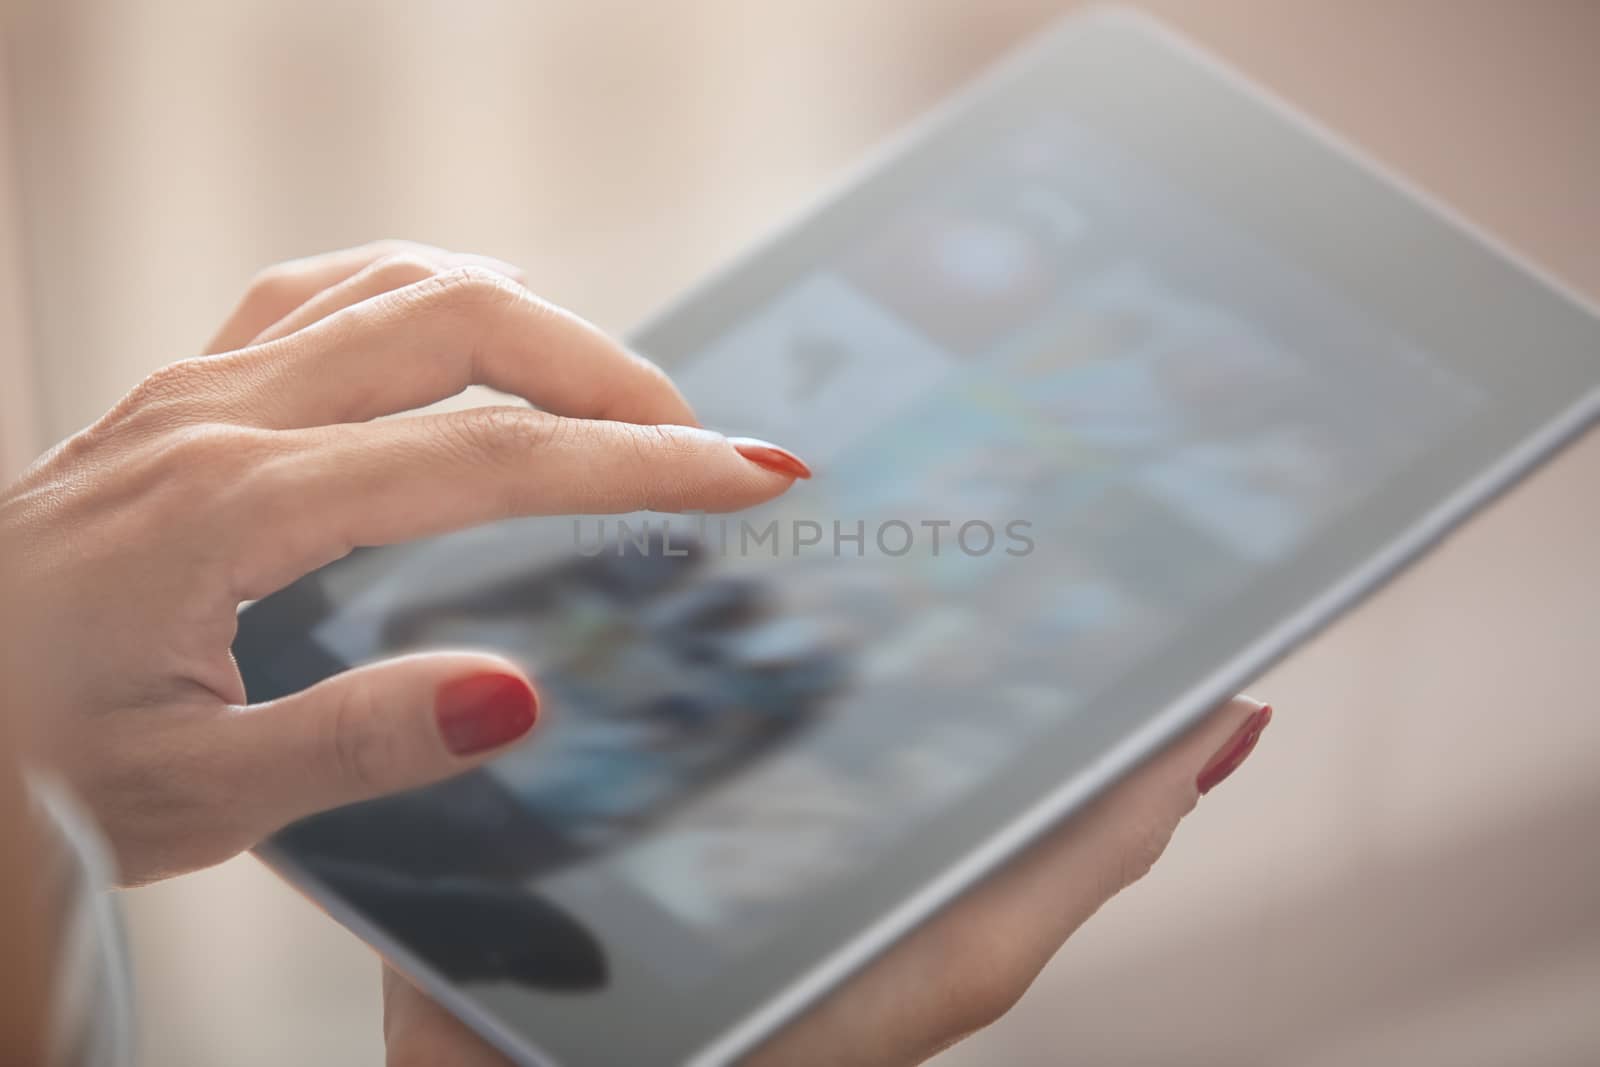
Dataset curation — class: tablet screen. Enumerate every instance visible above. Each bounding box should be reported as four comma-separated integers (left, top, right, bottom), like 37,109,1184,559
278,113,1476,978
240,13,1596,1063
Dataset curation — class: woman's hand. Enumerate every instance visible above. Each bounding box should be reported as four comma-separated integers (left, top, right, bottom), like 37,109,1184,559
381,695,1272,1067
0,241,807,885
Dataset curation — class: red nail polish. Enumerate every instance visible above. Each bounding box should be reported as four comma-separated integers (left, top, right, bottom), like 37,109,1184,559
436,674,537,756
729,437,812,480
1196,704,1272,795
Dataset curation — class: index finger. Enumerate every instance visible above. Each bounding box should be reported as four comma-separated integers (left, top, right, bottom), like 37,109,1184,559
212,267,699,429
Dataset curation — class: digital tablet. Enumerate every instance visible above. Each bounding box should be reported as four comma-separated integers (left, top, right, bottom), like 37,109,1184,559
235,8,1600,1065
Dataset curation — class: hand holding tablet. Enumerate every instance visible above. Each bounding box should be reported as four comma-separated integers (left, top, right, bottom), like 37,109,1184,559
0,233,1268,1067
381,695,1270,1067
230,11,1598,1064
10,6,1598,1066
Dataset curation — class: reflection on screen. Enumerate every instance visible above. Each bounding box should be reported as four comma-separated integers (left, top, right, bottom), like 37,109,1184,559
286,115,1477,984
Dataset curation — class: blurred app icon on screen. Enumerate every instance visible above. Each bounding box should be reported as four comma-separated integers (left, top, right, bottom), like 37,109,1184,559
677,274,958,463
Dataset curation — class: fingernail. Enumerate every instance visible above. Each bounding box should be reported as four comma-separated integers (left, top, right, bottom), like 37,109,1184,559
1196,704,1272,795
729,437,812,479
436,674,538,756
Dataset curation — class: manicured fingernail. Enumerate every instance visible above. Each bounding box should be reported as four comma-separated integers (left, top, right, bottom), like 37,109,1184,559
1196,704,1272,795
729,437,812,479
436,674,537,756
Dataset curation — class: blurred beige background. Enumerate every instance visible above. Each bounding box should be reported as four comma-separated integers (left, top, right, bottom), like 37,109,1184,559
3,1,1598,1064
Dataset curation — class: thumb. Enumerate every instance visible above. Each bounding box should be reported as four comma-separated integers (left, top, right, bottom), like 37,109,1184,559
230,652,538,831
746,695,1274,1066
971,695,1274,963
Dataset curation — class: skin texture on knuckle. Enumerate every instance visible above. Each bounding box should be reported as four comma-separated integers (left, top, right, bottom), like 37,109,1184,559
99,358,229,436
434,406,565,518
324,676,400,797
451,406,564,463
633,420,704,461
409,264,525,319
1107,807,1180,894
1083,746,1201,898
392,266,527,377
132,359,211,407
